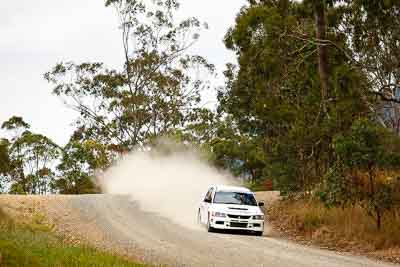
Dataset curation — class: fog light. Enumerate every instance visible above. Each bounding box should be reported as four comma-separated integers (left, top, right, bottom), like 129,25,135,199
253,215,264,220
212,212,227,218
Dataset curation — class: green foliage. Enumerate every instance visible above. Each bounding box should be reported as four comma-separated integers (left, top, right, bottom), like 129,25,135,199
0,139,11,193
333,119,388,168
11,131,60,194
1,117,61,194
45,0,214,152
55,137,106,194
319,119,400,229
1,116,30,131
217,0,365,188
208,116,266,181
0,139,10,175
210,2,400,232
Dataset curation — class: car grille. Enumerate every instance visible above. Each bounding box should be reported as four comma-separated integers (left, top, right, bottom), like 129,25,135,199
228,207,248,211
230,222,248,228
227,214,251,219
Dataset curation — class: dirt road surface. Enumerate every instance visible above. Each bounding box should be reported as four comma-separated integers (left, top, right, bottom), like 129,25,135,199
1,193,397,267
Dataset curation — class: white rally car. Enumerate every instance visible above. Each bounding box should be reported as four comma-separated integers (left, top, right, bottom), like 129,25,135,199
198,185,265,236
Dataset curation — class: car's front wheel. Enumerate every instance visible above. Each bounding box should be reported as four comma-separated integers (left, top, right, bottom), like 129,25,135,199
197,210,202,225
254,231,263,236
207,215,214,232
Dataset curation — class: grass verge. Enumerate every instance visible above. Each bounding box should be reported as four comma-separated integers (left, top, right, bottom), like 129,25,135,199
268,199,400,264
0,207,149,267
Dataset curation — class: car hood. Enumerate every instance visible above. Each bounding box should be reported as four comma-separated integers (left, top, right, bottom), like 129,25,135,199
210,203,264,215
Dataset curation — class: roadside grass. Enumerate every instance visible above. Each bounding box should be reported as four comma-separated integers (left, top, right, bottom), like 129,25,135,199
268,199,400,262
0,207,149,267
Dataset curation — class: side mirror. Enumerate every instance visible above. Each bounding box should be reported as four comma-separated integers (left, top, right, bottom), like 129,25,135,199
204,198,211,203
258,202,265,207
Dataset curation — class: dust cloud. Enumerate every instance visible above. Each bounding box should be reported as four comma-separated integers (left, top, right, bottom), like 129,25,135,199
99,141,236,229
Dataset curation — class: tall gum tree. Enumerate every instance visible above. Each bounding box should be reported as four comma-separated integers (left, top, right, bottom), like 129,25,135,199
1,117,60,194
218,0,379,190
45,0,215,151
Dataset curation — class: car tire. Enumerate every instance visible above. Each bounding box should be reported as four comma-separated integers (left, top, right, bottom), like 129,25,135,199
207,217,214,232
197,210,202,225
254,231,263,236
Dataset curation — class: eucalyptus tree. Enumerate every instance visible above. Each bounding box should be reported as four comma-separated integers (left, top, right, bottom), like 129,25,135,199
12,131,60,194
1,116,31,193
45,0,214,152
54,139,101,194
1,117,60,194
339,0,400,131
0,139,11,192
218,0,400,191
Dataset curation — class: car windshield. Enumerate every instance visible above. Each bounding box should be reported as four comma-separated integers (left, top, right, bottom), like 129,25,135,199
213,191,258,206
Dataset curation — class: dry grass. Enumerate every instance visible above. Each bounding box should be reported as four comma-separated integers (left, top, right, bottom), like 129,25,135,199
269,199,400,263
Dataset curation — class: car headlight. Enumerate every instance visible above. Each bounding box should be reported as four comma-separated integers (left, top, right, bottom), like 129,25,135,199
212,212,226,218
253,215,264,220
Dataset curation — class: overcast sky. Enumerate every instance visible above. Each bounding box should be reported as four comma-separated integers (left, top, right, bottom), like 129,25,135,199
0,0,246,145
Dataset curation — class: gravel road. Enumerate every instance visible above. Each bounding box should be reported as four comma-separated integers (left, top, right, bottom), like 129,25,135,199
42,194,395,267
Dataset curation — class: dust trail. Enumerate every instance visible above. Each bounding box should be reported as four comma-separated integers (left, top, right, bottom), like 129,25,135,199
99,142,236,229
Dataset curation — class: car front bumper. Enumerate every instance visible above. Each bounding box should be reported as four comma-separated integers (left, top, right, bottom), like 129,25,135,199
209,216,264,232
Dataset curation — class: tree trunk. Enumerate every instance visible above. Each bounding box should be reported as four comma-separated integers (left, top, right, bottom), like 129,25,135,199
315,1,330,114
376,208,382,230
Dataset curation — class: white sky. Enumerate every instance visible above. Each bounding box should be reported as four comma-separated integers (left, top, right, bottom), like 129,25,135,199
0,0,246,145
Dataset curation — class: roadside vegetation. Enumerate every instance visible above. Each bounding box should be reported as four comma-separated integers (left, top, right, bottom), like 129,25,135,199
0,208,148,267
269,199,400,263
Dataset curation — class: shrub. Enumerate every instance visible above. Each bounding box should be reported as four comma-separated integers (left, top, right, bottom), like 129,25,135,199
318,119,400,229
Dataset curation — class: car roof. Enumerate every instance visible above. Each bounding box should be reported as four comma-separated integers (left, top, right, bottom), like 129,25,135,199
213,185,252,193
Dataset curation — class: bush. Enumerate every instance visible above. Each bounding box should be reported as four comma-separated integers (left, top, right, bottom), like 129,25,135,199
319,119,400,229
269,199,400,250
